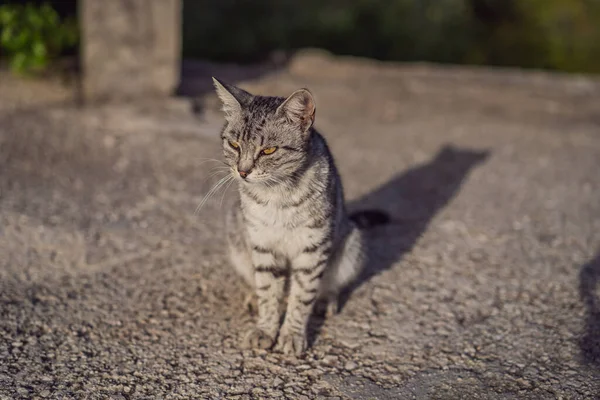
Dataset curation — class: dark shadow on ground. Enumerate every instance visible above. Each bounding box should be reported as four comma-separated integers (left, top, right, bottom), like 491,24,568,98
579,252,600,368
341,145,490,310
308,145,489,346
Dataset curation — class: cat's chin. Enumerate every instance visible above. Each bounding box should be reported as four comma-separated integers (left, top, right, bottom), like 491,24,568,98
239,176,264,186
238,172,287,186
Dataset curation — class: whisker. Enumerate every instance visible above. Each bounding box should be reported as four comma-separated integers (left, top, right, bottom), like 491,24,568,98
219,177,236,209
195,158,228,168
207,168,231,179
195,175,232,215
194,174,234,215
196,157,226,163
198,169,230,187
193,158,231,184
263,177,277,189
268,176,284,187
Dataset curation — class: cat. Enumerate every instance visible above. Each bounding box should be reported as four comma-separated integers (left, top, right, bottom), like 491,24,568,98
212,78,387,356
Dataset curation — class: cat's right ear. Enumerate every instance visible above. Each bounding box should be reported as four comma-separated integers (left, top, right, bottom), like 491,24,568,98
212,77,252,118
276,88,316,133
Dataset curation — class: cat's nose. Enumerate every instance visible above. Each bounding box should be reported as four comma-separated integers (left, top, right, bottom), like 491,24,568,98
238,169,250,178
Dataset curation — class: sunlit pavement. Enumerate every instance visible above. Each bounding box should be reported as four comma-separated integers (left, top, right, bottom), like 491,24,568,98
1,53,599,398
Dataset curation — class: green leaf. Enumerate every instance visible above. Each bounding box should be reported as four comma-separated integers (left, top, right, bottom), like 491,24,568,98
0,3,80,77
1,26,15,47
0,7,18,26
32,40,47,58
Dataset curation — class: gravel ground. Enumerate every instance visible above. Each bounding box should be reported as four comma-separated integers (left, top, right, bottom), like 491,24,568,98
1,51,600,399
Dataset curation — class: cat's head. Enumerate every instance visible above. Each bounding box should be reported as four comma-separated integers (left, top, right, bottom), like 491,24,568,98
213,77,316,185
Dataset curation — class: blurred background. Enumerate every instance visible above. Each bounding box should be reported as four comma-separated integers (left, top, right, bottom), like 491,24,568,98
1,0,599,77
182,0,600,74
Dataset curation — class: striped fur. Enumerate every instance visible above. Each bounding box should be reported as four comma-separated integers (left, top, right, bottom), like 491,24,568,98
214,78,366,356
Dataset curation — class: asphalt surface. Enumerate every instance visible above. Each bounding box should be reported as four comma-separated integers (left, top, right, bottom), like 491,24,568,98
1,51,600,399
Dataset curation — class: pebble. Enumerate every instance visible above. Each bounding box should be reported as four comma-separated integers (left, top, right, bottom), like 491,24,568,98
272,377,284,387
321,355,338,367
517,378,532,388
344,361,358,371
384,365,398,373
337,339,361,349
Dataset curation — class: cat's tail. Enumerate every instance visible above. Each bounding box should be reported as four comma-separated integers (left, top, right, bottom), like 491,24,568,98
349,209,390,229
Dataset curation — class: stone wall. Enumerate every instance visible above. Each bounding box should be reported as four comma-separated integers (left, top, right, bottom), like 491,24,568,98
80,0,181,101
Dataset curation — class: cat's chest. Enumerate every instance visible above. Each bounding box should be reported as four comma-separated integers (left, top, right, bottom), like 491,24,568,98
242,202,319,256
243,201,305,229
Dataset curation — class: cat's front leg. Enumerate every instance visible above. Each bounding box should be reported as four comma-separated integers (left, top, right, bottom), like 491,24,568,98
276,248,330,356
241,246,286,350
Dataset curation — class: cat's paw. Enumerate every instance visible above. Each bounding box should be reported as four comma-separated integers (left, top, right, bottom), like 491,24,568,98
275,330,307,356
241,327,275,350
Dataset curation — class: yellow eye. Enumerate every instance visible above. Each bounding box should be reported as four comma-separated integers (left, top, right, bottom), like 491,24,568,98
262,147,277,155
229,141,239,149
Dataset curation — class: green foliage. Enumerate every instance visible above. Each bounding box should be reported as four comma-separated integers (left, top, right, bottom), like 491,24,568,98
465,0,600,73
182,0,600,74
0,2,78,76
519,0,600,73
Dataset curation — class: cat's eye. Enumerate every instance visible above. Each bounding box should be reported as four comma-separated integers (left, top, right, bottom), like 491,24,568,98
262,147,277,155
229,141,240,150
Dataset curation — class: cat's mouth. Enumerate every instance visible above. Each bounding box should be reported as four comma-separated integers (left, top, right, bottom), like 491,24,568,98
236,173,258,184
240,174,277,186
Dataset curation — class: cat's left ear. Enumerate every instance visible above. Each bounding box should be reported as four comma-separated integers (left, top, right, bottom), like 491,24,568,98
277,88,316,132
212,77,253,118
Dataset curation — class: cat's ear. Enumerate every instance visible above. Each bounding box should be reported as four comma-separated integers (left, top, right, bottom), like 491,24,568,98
212,77,252,117
277,88,316,132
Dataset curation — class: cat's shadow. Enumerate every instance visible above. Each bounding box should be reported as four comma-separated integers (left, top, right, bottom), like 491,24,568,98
308,144,490,347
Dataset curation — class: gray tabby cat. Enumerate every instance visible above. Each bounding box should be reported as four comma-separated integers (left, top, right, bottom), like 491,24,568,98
213,78,384,356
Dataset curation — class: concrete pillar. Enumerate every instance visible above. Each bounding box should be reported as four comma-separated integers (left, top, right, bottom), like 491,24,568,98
80,0,181,101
